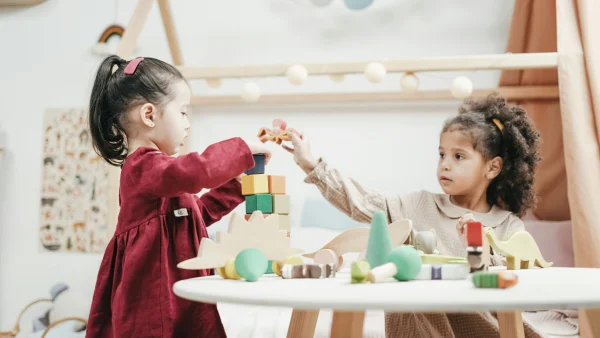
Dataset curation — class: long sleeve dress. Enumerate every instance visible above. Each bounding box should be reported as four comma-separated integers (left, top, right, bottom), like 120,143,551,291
304,158,544,338
86,137,254,338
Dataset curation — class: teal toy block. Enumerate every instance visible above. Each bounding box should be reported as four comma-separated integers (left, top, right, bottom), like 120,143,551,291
246,194,273,214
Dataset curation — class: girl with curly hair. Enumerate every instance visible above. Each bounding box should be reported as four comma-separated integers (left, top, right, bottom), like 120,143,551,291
285,94,544,337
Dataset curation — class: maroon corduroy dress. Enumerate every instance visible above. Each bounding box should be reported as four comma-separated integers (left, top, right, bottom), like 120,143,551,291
86,137,254,338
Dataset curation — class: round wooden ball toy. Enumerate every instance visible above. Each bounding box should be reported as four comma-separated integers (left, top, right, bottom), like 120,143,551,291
365,62,386,83
241,82,261,102
235,248,268,282
206,78,221,88
286,65,308,86
400,73,419,92
451,76,473,99
224,258,241,280
367,246,422,283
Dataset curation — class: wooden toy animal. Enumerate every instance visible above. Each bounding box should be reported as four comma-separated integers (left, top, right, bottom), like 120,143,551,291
303,219,413,271
257,118,298,145
410,228,439,255
484,227,553,270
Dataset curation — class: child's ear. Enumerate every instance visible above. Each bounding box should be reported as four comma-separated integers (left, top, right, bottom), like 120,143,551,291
486,156,503,180
140,103,156,128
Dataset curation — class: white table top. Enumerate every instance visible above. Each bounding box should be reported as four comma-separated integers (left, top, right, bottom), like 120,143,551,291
173,267,600,312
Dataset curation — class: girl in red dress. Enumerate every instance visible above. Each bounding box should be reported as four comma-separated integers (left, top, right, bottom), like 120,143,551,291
85,55,271,338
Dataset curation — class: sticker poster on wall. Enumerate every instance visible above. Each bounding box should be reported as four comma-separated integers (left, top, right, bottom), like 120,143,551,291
39,108,109,253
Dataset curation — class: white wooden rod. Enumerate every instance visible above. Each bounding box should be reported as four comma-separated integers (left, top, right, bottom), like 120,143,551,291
179,53,557,80
191,86,558,107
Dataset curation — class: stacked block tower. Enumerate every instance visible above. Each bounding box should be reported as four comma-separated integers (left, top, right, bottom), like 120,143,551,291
242,154,291,237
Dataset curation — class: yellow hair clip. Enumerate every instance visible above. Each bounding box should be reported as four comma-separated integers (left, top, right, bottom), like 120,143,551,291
492,118,504,134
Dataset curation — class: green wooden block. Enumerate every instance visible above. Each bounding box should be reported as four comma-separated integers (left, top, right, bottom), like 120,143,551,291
246,194,273,214
351,260,371,284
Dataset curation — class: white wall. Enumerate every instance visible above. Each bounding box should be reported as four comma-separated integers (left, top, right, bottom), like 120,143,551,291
0,0,513,334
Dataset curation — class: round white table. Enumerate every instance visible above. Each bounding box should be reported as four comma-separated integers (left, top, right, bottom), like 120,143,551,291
173,267,600,338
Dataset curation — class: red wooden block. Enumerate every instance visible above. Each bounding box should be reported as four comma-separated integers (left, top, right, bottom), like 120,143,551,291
466,221,483,247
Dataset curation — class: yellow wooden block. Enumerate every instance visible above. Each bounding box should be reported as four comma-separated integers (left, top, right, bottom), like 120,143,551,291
278,214,291,232
242,174,268,195
268,175,286,194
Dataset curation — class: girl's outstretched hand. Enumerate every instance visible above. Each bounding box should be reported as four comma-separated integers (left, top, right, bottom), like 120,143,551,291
282,131,319,174
245,140,272,164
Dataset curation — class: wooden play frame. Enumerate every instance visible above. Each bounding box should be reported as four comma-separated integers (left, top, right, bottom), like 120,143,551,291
109,1,565,338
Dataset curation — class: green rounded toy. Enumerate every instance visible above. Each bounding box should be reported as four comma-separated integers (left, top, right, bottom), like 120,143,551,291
368,246,422,282
235,248,268,282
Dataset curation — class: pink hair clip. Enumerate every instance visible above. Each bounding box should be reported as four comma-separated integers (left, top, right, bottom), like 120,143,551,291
124,57,144,75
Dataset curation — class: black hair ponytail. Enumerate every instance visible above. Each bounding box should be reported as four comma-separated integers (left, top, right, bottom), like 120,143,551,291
88,55,185,167
442,94,542,217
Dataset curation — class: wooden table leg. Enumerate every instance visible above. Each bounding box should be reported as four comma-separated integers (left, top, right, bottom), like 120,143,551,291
583,308,600,338
330,311,365,338
287,309,319,338
497,311,525,338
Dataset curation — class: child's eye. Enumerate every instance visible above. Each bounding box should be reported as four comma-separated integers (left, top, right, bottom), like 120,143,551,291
439,153,445,159
455,154,464,160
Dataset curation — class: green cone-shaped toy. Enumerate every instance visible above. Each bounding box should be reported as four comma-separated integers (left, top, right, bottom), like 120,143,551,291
366,210,392,268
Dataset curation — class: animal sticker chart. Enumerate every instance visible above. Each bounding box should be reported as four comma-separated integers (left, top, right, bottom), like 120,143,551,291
39,108,109,253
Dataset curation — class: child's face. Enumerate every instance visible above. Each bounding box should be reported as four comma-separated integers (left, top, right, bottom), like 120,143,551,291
437,130,489,196
153,80,191,155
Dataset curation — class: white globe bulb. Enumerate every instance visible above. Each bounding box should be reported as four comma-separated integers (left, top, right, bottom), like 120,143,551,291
311,0,334,7
241,82,261,102
329,74,345,83
451,76,473,99
400,73,419,92
286,64,308,86
206,78,221,88
364,62,386,83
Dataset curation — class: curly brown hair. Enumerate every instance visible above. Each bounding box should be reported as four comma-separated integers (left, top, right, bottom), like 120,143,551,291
441,94,542,217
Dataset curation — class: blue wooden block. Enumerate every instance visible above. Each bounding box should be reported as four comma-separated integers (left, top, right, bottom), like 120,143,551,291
245,154,265,175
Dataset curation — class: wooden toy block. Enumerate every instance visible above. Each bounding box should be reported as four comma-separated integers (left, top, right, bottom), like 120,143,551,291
272,195,290,214
466,221,490,273
466,221,483,247
246,194,273,214
484,227,552,270
414,263,470,280
177,211,303,270
281,263,336,279
351,260,371,284
268,175,286,194
472,271,519,289
278,214,291,232
245,154,265,175
241,174,268,195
